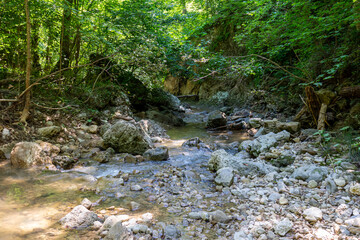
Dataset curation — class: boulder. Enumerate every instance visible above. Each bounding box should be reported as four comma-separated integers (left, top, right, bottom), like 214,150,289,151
52,155,78,169
291,165,328,182
138,119,169,138
182,137,204,148
104,221,132,240
10,142,56,168
164,225,181,239
206,110,227,128
149,88,182,111
143,147,169,161
239,131,290,156
316,89,336,105
209,210,231,223
100,215,129,232
209,149,277,176
103,120,152,154
249,118,263,128
37,126,61,137
146,110,185,126
345,215,360,234
275,122,301,133
59,205,100,229
214,167,234,187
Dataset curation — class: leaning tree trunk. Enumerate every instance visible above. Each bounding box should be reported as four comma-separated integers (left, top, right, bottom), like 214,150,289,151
20,0,31,123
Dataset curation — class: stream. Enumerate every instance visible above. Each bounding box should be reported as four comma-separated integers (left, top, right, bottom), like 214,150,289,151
0,104,250,240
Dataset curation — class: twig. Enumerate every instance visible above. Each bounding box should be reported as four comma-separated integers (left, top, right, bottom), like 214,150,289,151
32,102,73,110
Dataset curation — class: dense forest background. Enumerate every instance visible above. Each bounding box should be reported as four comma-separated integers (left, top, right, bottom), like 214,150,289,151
0,0,359,123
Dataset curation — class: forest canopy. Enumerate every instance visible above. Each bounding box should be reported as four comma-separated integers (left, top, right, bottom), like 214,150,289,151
0,0,359,109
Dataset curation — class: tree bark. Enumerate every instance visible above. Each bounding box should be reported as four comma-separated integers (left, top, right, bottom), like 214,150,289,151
317,103,327,130
339,86,360,98
31,21,41,75
59,0,73,70
20,0,31,123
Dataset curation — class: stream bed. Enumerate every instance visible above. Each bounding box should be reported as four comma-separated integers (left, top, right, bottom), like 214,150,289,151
0,104,250,239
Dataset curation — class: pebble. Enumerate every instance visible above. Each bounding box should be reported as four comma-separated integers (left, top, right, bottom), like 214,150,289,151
130,185,143,191
274,218,293,236
334,178,346,187
307,180,318,188
349,183,360,195
279,197,289,205
303,207,323,222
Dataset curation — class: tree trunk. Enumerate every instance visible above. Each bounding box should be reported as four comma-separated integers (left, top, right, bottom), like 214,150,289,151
20,0,31,123
31,21,41,76
59,0,73,70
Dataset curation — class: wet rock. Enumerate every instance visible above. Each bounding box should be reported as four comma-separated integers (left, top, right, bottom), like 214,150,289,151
81,198,92,209
38,126,61,137
130,201,141,211
349,183,360,195
164,225,181,239
59,205,100,229
138,119,169,138
209,149,277,176
291,165,328,182
93,150,113,163
214,167,234,187
209,210,231,223
103,119,152,154
240,131,290,156
100,215,128,232
206,110,227,129
303,207,322,222
274,218,293,236
104,221,131,240
249,118,263,128
124,154,137,163
182,137,203,148
10,142,53,168
52,155,77,169
143,147,169,161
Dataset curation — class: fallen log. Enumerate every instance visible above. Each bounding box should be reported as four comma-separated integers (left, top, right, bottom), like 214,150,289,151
339,86,360,98
317,103,327,130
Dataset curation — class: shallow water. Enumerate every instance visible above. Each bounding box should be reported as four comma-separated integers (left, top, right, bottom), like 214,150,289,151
0,104,250,239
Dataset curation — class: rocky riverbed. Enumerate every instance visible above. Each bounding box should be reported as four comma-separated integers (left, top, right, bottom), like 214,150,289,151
0,101,360,240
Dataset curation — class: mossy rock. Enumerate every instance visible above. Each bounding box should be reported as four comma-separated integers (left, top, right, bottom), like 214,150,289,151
316,89,336,105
